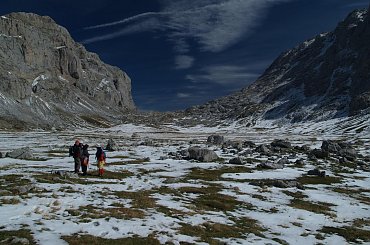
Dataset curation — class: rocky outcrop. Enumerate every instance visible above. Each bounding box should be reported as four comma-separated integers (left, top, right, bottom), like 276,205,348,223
185,7,370,125
0,12,135,129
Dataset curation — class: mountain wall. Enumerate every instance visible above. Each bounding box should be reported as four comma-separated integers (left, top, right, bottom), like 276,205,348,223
186,7,370,126
0,12,135,129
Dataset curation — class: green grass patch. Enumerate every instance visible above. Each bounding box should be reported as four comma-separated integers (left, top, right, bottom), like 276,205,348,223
113,191,156,209
67,204,146,220
296,176,342,185
282,190,308,199
186,166,253,182
320,226,370,243
193,192,253,212
289,199,336,217
0,198,21,205
62,234,160,245
332,187,370,205
0,229,36,245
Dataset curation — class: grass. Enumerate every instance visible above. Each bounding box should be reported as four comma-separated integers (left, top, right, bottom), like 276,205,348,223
67,204,146,220
332,187,370,205
296,175,342,185
0,229,36,245
62,234,160,245
282,190,308,199
0,198,20,205
186,166,253,182
320,226,370,243
113,191,157,209
289,199,336,217
193,192,253,212
179,218,266,244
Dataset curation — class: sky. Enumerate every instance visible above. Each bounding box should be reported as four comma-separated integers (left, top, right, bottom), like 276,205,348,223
0,0,369,111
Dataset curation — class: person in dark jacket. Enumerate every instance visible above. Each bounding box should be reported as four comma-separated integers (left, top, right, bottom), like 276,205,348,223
71,140,82,173
95,145,106,176
81,144,90,176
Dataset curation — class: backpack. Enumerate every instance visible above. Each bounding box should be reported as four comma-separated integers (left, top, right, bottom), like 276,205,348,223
98,151,106,161
69,146,74,157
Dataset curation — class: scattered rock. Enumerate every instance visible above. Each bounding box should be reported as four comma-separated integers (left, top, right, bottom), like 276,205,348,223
14,185,35,194
257,161,284,169
243,141,256,148
189,139,200,144
3,237,30,245
207,135,225,145
255,144,271,155
250,179,303,189
277,157,290,165
229,157,243,165
307,169,326,177
51,170,79,178
105,138,118,151
321,140,341,153
309,149,329,159
188,147,219,162
5,147,34,159
295,158,305,166
271,139,292,149
131,133,140,139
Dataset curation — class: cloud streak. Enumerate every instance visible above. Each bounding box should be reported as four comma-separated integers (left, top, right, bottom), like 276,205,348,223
82,0,288,53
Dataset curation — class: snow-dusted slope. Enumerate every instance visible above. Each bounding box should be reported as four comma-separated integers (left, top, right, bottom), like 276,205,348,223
186,7,370,128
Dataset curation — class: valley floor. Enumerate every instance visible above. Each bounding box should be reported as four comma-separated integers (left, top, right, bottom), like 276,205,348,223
0,121,369,245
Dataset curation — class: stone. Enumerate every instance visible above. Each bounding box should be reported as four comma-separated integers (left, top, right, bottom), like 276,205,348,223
5,237,30,245
295,158,305,166
309,149,329,159
0,152,2,158
5,147,34,159
106,138,118,151
271,139,292,149
51,170,79,178
14,185,35,194
207,135,225,145
189,139,200,144
307,169,326,177
255,144,271,154
321,140,341,153
277,157,290,165
188,147,219,162
243,141,256,148
229,157,243,165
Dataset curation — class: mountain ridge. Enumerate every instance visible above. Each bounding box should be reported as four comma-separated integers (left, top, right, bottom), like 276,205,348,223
185,6,370,127
0,12,135,129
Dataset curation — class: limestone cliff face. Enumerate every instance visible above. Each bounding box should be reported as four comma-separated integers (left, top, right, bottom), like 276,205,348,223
187,7,370,124
0,12,135,129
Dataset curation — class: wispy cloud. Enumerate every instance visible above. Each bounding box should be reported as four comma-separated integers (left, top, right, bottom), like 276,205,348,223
174,55,194,69
176,92,191,98
186,65,260,85
82,0,289,53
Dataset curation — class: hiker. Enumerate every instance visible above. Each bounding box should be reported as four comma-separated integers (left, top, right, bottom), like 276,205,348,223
81,144,90,176
69,140,82,173
95,144,106,176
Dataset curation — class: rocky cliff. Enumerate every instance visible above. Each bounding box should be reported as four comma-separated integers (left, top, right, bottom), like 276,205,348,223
0,12,135,129
186,7,370,126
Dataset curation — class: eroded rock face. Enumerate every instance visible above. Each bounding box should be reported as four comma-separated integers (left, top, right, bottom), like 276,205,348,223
0,12,135,129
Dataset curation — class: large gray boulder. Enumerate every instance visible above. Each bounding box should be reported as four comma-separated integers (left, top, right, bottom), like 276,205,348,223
207,135,225,145
6,147,34,159
188,147,219,162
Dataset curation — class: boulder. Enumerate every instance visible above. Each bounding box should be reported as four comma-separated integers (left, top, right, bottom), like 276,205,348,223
229,157,243,165
277,157,290,165
255,144,271,154
0,152,2,158
14,185,35,194
271,139,292,149
207,135,225,145
105,138,118,151
307,169,326,177
295,158,305,166
243,141,256,148
250,179,303,189
189,139,200,144
188,147,219,162
321,140,342,153
6,147,34,159
309,149,329,159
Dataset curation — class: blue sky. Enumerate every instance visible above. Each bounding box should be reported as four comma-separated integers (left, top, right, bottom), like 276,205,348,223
0,0,368,111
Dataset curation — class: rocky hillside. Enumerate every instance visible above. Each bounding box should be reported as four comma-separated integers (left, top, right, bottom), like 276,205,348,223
0,12,135,129
186,6,370,126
